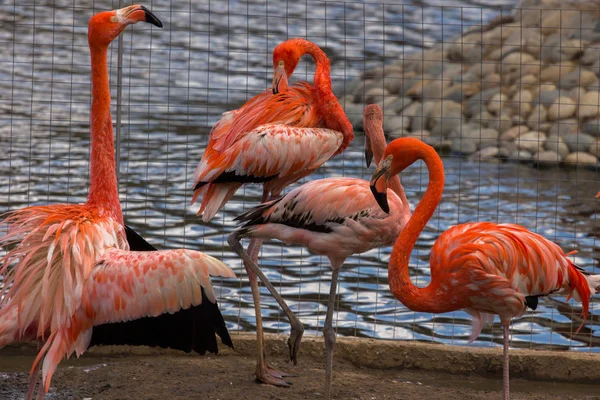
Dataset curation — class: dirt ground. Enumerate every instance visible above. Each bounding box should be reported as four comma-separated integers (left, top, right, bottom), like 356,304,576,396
1,334,600,400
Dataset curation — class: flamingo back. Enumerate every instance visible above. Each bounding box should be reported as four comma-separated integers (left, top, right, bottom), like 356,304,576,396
235,177,408,264
431,222,599,334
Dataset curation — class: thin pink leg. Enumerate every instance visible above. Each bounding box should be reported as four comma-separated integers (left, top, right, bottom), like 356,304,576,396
25,359,42,400
503,323,510,400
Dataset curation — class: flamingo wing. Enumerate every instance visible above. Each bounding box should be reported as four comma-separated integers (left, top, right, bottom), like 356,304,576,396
432,222,598,338
192,124,343,221
209,82,318,152
85,248,236,325
236,178,399,234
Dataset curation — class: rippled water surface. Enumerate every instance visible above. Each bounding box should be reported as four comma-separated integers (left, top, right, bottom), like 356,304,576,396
1,0,600,352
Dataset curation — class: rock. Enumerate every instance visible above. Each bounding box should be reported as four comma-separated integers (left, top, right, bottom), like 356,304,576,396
527,105,549,131
422,136,452,151
547,97,576,120
407,129,430,140
517,131,547,153
477,128,500,149
446,33,484,63
582,117,600,137
388,129,409,139
465,88,502,117
588,138,600,157
364,87,390,104
559,69,599,90
536,90,561,107
548,119,579,137
469,146,500,161
487,93,508,115
487,113,513,133
468,61,498,77
383,116,411,135
578,91,600,119
564,152,598,166
498,52,537,75
451,137,477,154
581,46,600,66
471,111,493,128
534,150,562,166
344,102,366,130
384,75,420,96
562,132,596,153
544,134,571,159
482,73,502,90
508,149,533,162
540,62,575,83
501,125,529,141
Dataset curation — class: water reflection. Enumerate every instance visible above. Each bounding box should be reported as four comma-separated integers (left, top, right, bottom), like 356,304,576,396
1,0,600,353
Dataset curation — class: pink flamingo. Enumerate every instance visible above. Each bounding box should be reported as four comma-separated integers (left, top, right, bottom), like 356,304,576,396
192,38,353,385
369,137,600,400
0,6,235,399
228,105,410,396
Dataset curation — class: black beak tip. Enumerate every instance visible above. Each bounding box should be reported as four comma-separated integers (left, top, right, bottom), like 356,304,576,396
141,5,163,28
365,151,372,168
370,185,390,214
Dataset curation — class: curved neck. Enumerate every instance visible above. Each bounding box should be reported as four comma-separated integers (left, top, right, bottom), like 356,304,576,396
388,146,458,312
86,43,123,224
369,128,409,208
302,42,353,154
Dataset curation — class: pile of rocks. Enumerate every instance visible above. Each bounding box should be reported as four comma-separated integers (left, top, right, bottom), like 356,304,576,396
342,0,600,167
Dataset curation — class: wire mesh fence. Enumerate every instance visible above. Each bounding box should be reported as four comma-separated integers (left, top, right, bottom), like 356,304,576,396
1,0,600,354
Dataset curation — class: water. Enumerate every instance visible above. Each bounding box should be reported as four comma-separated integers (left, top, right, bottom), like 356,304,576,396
1,0,600,353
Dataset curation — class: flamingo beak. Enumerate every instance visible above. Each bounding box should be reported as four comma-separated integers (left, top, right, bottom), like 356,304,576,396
597,192,600,198
364,133,373,168
272,62,287,94
120,5,163,28
370,155,392,214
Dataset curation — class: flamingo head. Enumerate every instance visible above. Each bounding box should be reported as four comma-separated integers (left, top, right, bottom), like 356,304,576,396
370,138,430,213
271,39,307,94
88,5,162,47
363,104,384,168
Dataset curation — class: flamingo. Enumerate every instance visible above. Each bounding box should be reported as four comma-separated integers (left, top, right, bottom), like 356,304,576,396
369,137,600,400
0,6,235,398
191,38,353,385
227,104,411,395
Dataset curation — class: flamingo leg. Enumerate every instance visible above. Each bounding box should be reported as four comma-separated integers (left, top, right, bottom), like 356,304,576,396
503,323,510,400
323,267,340,400
228,231,305,364
25,358,42,400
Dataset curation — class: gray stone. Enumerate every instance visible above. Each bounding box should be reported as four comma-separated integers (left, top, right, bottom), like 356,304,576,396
583,118,600,137
517,131,547,153
383,116,411,134
548,119,579,137
564,152,598,166
388,129,410,139
534,150,562,166
581,46,600,67
465,88,503,118
588,138,600,157
547,96,577,120
469,146,500,161
423,136,452,151
544,135,571,159
430,114,464,137
501,125,529,141
508,149,533,162
559,69,600,90
535,90,561,107
527,105,549,131
451,137,477,154
562,132,596,153
384,76,422,96
487,113,513,133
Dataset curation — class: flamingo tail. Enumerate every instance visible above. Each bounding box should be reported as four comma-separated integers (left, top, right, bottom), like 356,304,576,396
197,183,241,222
566,262,600,333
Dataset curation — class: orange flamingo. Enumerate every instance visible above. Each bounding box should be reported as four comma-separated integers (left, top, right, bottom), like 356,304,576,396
228,105,410,395
369,137,600,400
0,6,235,399
192,38,353,385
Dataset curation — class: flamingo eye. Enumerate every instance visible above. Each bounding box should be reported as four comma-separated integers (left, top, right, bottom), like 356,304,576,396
278,60,284,67
110,16,117,23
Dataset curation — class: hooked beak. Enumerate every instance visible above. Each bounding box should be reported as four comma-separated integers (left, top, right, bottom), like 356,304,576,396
364,132,373,168
370,156,392,213
596,192,600,198
121,5,163,28
272,63,287,94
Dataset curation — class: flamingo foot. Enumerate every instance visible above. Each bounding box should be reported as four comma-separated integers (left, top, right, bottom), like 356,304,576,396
256,363,295,387
288,322,304,364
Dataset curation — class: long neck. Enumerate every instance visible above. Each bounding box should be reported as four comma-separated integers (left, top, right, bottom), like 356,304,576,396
303,43,353,154
387,146,458,312
370,129,409,208
86,43,123,224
